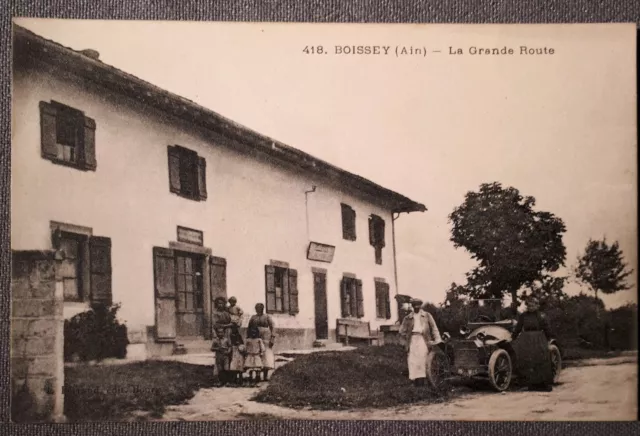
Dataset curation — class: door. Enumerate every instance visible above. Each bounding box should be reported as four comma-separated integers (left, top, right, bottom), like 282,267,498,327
313,271,329,340
175,251,206,337
154,247,177,341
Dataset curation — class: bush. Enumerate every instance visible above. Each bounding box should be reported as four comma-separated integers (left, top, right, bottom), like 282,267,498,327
64,304,129,362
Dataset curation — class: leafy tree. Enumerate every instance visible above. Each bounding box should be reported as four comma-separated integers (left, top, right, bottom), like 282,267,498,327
575,238,634,302
449,182,567,311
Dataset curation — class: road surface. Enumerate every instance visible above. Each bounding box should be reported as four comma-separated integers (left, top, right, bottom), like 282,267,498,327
159,355,637,421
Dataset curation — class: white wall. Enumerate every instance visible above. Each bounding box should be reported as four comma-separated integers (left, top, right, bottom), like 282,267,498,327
11,63,399,334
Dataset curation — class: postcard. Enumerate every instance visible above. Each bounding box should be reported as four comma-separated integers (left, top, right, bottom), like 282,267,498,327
10,19,637,422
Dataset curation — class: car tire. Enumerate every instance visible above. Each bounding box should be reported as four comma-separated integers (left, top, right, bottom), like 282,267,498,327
549,344,562,383
488,348,512,392
426,349,451,391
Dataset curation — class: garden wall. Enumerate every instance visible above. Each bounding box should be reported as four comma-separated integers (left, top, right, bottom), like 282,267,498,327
11,250,65,423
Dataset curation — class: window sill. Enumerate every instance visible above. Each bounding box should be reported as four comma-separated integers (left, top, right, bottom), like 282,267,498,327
44,156,93,172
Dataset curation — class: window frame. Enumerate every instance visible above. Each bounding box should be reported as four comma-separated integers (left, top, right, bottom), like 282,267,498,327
168,145,207,202
341,203,357,241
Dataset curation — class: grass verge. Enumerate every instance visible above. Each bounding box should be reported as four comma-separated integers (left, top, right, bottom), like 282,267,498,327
64,360,215,421
252,344,462,410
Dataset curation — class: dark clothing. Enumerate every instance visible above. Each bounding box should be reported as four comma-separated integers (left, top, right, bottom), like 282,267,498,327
512,311,554,387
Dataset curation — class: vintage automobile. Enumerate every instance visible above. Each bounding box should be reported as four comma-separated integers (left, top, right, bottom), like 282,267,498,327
426,315,563,392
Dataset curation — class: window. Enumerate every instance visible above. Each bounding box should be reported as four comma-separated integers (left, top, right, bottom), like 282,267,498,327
168,145,207,201
368,214,386,265
375,280,391,319
52,228,112,306
340,276,364,318
40,101,97,170
341,203,356,241
175,253,205,312
265,265,298,315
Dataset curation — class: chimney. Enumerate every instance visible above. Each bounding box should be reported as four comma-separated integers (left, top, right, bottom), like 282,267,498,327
80,49,100,60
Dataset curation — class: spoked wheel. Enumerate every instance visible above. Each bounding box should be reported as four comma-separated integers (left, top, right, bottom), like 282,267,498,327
549,344,562,383
426,349,451,391
488,349,512,392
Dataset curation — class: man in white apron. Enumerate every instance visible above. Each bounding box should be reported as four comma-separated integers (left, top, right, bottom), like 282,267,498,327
399,298,443,386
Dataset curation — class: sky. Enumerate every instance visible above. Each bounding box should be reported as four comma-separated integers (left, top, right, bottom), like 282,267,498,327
14,19,638,308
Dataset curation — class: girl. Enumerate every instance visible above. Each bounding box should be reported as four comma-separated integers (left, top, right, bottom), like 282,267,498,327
243,325,266,386
228,328,246,386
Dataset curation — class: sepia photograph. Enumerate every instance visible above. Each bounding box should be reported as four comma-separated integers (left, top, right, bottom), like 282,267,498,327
9,19,638,422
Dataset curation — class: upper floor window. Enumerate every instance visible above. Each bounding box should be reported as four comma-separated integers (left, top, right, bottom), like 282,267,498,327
341,203,357,241
40,101,97,171
168,145,207,201
368,214,386,265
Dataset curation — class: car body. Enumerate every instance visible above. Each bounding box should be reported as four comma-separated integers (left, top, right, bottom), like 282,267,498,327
427,318,562,392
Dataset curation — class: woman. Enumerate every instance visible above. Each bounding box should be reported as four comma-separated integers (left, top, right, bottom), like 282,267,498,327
212,296,233,337
512,296,554,391
248,303,276,381
399,298,443,386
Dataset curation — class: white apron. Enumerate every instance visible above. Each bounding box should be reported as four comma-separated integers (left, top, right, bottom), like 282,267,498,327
407,333,429,380
258,326,275,369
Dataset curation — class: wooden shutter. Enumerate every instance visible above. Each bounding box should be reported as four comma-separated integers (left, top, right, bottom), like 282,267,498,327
265,265,276,313
384,282,391,319
355,279,364,318
209,256,227,301
154,247,177,341
377,218,386,248
167,146,182,194
40,101,58,160
89,236,112,307
197,156,207,200
368,216,376,246
83,116,97,170
282,268,290,313
340,278,349,317
341,204,356,241
375,282,383,318
288,269,299,315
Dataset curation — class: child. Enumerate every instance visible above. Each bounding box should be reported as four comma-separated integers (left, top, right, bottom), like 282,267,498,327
227,297,244,330
228,328,246,386
210,327,232,386
244,325,266,386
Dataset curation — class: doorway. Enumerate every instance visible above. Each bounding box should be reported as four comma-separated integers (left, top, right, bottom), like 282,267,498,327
175,251,206,338
313,271,328,340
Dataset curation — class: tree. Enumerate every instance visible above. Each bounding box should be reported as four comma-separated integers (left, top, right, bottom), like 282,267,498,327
449,182,567,311
575,238,634,302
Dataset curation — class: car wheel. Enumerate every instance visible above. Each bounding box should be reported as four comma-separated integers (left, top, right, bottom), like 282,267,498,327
426,349,451,391
488,349,512,392
549,344,562,383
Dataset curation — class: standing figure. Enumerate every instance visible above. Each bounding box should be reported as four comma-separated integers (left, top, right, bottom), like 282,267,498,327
512,296,554,391
243,325,266,386
212,296,233,337
399,298,443,386
210,327,232,386
248,303,276,381
228,328,246,386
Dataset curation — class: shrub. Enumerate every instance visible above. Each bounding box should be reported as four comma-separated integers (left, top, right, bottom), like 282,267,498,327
64,304,129,362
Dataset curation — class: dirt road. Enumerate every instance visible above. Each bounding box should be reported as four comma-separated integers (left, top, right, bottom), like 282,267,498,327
161,356,637,421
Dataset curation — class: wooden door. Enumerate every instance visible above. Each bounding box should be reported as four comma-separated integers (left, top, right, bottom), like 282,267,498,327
175,252,206,338
313,272,328,340
154,247,177,341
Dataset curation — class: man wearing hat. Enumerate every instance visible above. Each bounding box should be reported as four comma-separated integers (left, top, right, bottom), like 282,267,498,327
399,298,443,386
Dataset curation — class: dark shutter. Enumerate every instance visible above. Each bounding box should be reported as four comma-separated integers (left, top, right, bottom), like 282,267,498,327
288,269,299,315
209,256,227,302
168,146,182,194
340,278,349,317
341,204,356,241
197,156,207,200
355,279,364,318
40,101,58,161
89,236,112,307
377,218,386,248
368,216,376,246
83,116,97,170
154,247,177,341
265,265,276,313
282,268,290,313
384,283,391,319
375,282,383,318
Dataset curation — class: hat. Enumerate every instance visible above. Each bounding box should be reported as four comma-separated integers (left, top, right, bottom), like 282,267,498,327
410,298,423,306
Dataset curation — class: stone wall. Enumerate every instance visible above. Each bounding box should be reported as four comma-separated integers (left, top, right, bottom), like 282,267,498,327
11,250,65,423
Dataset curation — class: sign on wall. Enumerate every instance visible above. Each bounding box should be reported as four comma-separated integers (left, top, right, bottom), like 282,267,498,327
177,226,204,246
307,242,335,263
